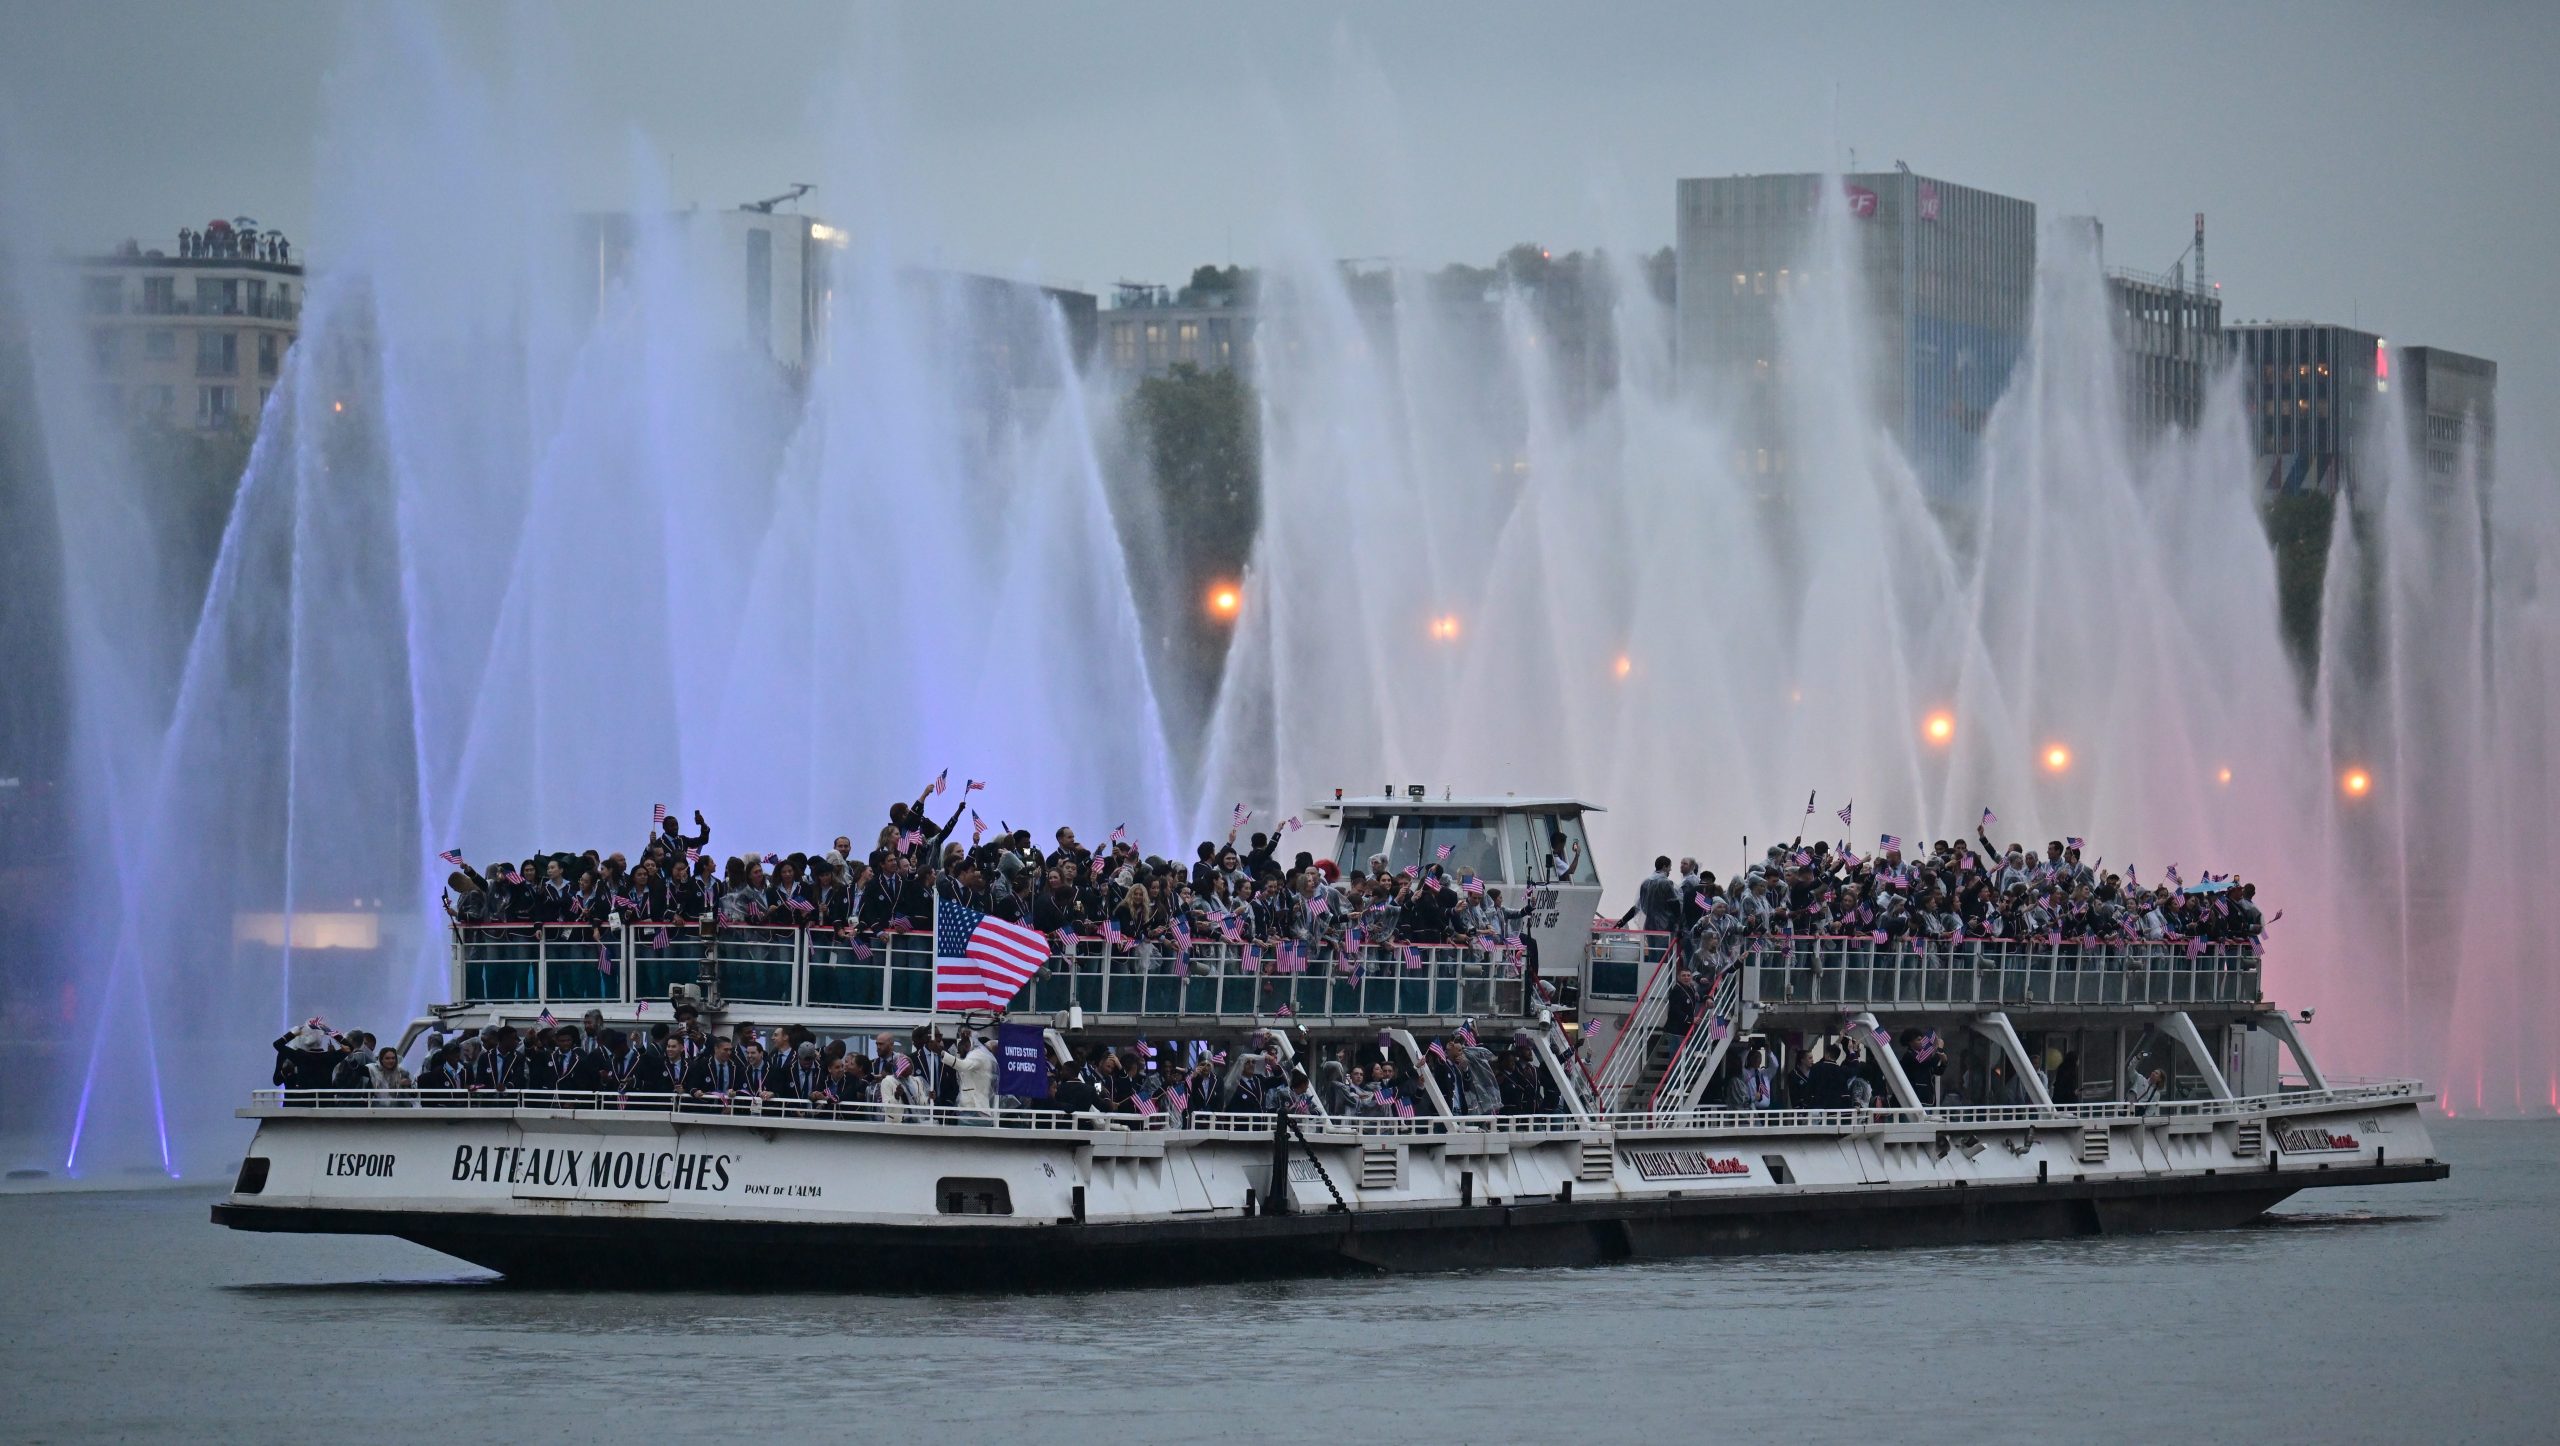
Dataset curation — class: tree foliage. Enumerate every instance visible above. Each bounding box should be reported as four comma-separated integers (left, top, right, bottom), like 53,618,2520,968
1128,362,1260,708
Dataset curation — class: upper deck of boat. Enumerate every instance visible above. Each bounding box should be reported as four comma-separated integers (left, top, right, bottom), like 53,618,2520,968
442,921,2265,1033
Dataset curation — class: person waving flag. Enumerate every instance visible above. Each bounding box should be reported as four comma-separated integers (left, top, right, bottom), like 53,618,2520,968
934,897,1047,1012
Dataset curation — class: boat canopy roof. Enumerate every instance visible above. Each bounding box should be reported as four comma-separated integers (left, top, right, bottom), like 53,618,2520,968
1308,795,1605,820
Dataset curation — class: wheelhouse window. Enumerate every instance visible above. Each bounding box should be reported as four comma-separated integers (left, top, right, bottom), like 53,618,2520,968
1335,816,1391,874
1391,814,1501,882
1519,811,1597,884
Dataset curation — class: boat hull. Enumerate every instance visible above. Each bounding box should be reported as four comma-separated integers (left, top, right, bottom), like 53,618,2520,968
212,1090,2445,1287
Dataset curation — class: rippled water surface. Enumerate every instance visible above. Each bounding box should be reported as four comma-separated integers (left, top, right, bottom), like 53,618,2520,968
1,1120,2551,1442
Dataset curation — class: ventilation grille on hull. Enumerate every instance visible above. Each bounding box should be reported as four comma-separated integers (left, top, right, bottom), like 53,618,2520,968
1577,1139,1615,1183
1359,1144,1399,1190
2233,1121,2265,1160
2078,1128,2112,1165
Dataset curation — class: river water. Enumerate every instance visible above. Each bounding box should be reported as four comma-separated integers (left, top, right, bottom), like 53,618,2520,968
1,1119,2551,1442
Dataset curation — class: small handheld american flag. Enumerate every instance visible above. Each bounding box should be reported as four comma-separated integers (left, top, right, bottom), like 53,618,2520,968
1805,790,1817,817
1836,801,1853,829
931,768,949,796
1435,843,1452,861
1981,806,1998,827
652,804,668,826
437,849,465,867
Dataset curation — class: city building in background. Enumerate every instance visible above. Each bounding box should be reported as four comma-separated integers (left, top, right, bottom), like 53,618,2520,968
575,198,1096,396
576,199,840,376
1096,278,1258,383
2227,321,2386,496
2103,213,2223,439
75,218,300,430
2226,324,2497,497
2398,345,2496,485
1675,169,2036,494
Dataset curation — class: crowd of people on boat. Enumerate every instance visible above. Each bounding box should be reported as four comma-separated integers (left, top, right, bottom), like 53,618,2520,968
270,1010,1564,1121
438,790,1536,968
1685,1028,2107,1111
1617,822,2273,964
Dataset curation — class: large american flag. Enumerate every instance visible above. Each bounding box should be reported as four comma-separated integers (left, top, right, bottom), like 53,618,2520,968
933,898,1047,1012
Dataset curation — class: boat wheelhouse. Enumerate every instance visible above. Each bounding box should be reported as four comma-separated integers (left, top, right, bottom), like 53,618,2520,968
215,793,2445,1285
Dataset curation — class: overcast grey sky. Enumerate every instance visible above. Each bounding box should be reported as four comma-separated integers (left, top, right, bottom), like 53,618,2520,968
4,0,2555,442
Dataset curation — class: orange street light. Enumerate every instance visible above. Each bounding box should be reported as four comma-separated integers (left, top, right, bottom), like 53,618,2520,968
2043,743,2073,774
1923,710,1956,745
2216,767,2233,786
2342,767,2373,798
1428,613,1462,642
1613,654,1633,680
1206,582,1242,621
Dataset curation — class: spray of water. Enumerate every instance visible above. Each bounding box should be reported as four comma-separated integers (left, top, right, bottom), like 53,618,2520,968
4,24,2553,1186
3,19,1178,1177
1203,180,2556,1110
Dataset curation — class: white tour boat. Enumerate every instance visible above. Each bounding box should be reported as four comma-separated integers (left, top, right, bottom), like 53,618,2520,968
214,794,2445,1285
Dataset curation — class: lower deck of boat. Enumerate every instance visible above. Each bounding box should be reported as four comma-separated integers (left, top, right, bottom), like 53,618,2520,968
215,1158,2444,1288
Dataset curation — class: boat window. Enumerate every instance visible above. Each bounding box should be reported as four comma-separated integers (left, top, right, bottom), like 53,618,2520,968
935,1177,1013,1215
1410,815,1502,882
1336,815,1392,874
1520,811,1597,884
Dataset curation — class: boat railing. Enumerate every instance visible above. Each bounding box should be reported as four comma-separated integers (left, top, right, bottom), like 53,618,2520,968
1586,929,1678,1110
450,923,1527,1020
245,1088,1175,1131
1728,936,2262,1010
247,1079,2422,1134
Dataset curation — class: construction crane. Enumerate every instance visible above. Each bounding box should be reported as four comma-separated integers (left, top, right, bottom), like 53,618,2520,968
742,183,814,214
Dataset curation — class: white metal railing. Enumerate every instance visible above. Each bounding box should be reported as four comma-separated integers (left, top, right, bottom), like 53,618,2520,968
247,1088,1174,1131
450,923,1528,1020
249,1080,2425,1136
1734,937,2263,1009
1650,962,1746,1112
1588,930,1679,1109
